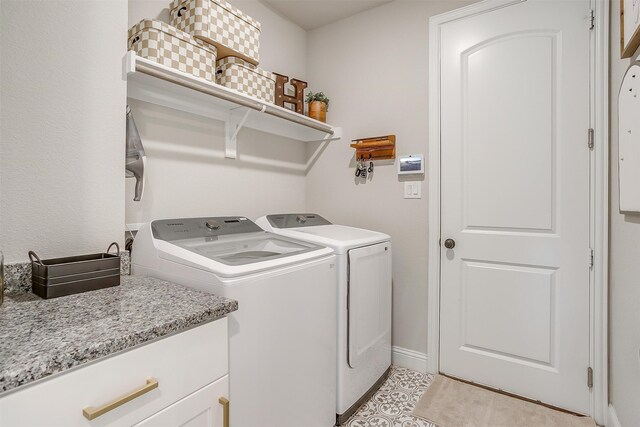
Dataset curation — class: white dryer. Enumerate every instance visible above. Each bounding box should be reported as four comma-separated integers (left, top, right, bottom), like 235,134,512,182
132,216,337,427
255,213,392,424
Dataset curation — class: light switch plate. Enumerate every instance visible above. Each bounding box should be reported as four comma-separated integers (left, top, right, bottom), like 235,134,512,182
404,181,422,199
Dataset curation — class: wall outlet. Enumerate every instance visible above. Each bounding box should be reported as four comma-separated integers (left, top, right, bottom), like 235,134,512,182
404,181,422,199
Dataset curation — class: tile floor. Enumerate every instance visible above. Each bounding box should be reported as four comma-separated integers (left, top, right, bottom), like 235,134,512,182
341,366,436,427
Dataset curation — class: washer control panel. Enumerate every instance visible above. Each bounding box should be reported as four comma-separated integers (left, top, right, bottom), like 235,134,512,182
266,213,332,229
152,216,263,241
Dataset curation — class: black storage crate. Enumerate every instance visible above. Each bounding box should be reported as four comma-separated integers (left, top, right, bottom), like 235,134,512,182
30,243,121,299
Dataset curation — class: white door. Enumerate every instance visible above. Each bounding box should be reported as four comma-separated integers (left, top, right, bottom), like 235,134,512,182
439,0,591,414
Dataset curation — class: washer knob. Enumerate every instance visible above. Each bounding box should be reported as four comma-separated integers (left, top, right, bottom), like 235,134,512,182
296,215,307,223
206,219,221,230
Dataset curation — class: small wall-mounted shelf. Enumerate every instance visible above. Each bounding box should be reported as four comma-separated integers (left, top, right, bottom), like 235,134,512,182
350,135,396,160
124,52,341,159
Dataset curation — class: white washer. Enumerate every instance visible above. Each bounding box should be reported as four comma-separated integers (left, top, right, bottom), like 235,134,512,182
256,213,392,424
132,216,337,427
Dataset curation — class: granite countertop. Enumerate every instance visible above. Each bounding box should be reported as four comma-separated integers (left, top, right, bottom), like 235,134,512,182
0,275,238,394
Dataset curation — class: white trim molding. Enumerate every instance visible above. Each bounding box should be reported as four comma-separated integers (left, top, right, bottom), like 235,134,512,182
392,346,428,373
589,1,610,426
426,11,440,374
427,0,609,423
608,405,622,427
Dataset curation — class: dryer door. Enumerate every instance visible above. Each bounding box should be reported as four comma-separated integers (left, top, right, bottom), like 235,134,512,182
347,242,392,368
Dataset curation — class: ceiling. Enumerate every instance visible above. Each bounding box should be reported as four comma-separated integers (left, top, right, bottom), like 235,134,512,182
261,0,394,31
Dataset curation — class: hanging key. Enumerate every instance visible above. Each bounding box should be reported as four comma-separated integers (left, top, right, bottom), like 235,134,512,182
359,156,367,179
355,156,365,177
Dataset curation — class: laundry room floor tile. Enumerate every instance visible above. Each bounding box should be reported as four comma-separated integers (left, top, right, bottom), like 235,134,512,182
341,366,436,427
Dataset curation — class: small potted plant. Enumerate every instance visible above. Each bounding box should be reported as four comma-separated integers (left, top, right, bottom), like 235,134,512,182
306,92,330,123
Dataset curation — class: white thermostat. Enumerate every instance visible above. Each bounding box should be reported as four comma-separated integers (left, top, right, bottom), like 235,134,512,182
397,154,424,175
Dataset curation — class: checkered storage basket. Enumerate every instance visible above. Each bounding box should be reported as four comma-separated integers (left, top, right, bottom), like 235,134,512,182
170,0,261,66
128,19,217,83
216,57,275,103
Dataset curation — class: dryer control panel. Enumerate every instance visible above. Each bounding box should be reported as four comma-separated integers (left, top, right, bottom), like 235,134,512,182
266,213,332,229
151,216,263,241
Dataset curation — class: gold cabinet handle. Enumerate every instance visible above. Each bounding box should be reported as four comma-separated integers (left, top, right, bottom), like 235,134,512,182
219,397,229,427
82,378,159,420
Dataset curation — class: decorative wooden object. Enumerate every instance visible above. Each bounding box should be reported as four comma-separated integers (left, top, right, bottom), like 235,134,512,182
274,73,307,114
350,135,396,160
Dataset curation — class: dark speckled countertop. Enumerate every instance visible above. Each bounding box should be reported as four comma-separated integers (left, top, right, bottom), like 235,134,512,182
0,275,237,394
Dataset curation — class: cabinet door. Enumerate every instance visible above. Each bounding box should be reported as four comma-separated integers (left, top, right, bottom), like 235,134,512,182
134,376,229,427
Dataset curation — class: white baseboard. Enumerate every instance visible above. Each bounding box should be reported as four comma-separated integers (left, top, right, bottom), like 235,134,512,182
392,346,428,373
608,404,622,427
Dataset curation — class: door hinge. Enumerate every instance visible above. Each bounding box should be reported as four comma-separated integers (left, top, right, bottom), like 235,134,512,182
589,10,595,30
589,247,594,269
587,367,593,388
588,128,595,150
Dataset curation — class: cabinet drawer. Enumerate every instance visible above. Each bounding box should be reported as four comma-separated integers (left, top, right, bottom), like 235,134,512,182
134,376,229,427
0,318,228,427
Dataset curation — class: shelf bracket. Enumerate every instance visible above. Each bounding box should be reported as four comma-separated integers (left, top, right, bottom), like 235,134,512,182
225,108,252,159
305,126,342,144
305,127,343,172
123,50,136,79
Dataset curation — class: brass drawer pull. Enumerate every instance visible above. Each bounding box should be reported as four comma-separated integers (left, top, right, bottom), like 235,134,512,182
219,397,230,427
82,378,159,420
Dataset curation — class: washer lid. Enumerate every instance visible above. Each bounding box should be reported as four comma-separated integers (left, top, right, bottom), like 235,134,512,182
150,217,333,276
257,215,390,254
168,232,322,266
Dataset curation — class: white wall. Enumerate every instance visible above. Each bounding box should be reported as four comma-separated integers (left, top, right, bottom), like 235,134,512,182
0,0,127,262
306,0,477,355
125,100,308,223
608,1,640,425
126,0,309,224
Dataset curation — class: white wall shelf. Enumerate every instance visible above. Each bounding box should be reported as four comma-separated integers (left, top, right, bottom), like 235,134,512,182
125,52,341,159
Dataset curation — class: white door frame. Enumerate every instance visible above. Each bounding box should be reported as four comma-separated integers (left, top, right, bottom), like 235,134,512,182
426,0,609,424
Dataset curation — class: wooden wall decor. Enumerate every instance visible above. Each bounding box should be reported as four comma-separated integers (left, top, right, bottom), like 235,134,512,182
273,73,307,114
350,135,396,161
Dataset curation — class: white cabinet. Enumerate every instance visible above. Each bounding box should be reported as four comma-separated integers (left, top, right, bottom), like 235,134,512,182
133,376,229,427
0,318,229,427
